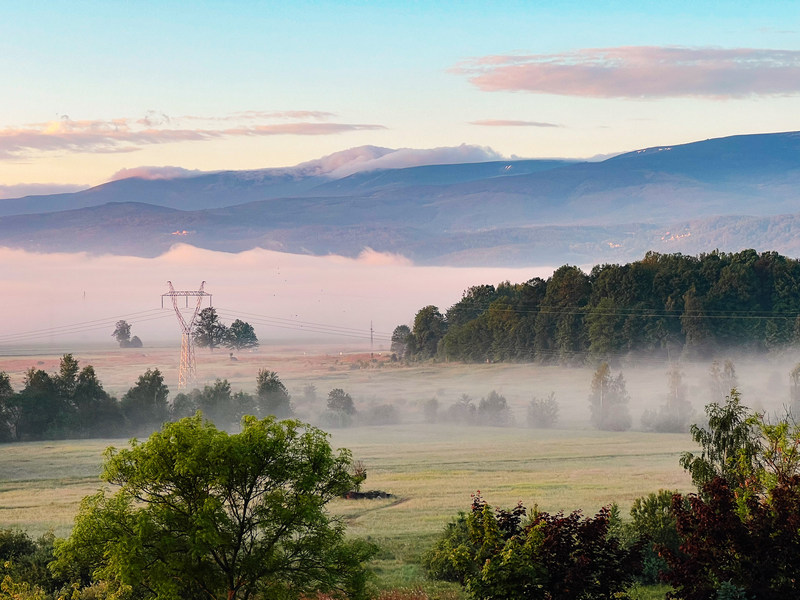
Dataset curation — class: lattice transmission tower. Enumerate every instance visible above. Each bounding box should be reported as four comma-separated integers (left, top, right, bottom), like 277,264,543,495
162,281,212,389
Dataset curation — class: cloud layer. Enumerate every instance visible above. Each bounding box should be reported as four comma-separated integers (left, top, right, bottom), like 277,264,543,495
304,143,506,178
0,112,386,160
455,46,800,99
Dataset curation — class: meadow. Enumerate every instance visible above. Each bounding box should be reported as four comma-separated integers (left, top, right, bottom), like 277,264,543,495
3,344,797,598
0,424,691,597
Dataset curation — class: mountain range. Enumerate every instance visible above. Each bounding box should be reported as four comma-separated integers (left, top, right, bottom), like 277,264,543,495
1,131,799,266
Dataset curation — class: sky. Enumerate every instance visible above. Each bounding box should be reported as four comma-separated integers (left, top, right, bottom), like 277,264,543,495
2,0,800,194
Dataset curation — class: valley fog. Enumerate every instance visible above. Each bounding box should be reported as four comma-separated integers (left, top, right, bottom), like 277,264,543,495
0,244,550,350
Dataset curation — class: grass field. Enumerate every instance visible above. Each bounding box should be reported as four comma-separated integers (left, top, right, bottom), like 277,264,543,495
3,345,791,598
0,423,693,598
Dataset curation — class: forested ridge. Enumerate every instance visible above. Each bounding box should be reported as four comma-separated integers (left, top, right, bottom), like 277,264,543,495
400,249,800,363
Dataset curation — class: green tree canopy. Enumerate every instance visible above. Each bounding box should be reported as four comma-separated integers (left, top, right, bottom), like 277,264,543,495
51,415,375,600
224,319,259,352
411,305,446,360
120,368,169,432
194,307,228,351
255,370,292,418
111,320,131,347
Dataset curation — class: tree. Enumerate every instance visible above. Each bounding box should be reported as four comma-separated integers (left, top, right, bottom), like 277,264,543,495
327,388,355,415
390,324,411,360
641,365,693,433
477,390,512,426
111,320,131,347
194,307,228,352
527,392,559,428
51,415,375,600
120,368,169,432
15,367,64,440
411,305,446,360
679,389,760,493
72,364,122,437
588,362,631,431
0,373,15,442
255,370,292,418
224,319,259,352
197,379,234,426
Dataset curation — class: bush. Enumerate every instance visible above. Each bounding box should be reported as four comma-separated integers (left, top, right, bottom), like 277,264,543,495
425,493,640,599
527,392,558,428
477,391,513,427
662,476,800,599
444,395,476,425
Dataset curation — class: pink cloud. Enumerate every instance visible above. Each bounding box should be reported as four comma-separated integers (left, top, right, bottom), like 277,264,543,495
454,47,800,99
470,119,561,127
110,166,206,181
0,113,386,160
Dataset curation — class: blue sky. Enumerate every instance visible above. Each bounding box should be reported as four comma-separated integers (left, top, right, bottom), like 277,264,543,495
2,0,799,193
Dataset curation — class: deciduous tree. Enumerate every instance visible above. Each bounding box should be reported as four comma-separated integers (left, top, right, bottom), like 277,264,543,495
224,319,259,352
194,307,228,352
51,415,375,600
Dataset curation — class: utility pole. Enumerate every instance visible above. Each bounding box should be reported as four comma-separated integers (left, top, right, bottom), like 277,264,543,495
370,320,374,358
162,281,211,389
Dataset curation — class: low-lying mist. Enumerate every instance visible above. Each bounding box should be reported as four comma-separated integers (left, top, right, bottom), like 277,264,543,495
0,244,552,349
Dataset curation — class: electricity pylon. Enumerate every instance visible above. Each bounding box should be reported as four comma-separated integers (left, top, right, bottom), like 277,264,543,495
162,281,212,389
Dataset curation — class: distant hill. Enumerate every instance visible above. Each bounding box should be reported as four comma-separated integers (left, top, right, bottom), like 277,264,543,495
0,131,798,266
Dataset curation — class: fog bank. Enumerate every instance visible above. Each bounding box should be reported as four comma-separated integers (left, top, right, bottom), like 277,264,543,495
0,244,552,350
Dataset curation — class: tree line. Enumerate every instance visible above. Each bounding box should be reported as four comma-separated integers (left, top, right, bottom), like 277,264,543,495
393,249,800,363
0,356,398,443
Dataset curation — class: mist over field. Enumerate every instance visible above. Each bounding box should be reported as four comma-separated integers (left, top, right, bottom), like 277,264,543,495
0,244,551,350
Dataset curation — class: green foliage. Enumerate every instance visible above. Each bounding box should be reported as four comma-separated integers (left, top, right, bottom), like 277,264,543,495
51,415,376,600
193,307,228,351
224,319,259,352
425,493,640,600
411,306,447,360
0,530,59,597
391,325,412,360
680,389,760,493
409,250,800,363
255,369,292,418
120,368,168,433
421,512,472,584
327,388,355,415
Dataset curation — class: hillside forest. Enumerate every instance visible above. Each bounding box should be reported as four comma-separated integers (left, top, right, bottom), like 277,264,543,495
397,249,800,363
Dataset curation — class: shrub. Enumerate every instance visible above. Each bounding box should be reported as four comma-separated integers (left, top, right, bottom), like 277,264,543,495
477,391,512,427
425,493,640,599
527,392,558,428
